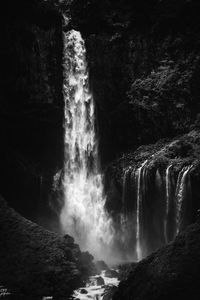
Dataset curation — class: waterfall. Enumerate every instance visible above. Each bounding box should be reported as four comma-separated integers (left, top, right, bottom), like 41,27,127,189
175,165,192,235
115,159,194,261
122,168,130,216
60,30,113,260
164,165,172,243
120,169,129,238
136,160,148,261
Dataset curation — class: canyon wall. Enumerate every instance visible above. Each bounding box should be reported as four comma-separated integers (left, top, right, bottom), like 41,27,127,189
0,0,66,229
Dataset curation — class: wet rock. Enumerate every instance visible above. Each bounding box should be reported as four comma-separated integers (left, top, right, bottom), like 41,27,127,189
96,276,105,286
63,234,74,245
95,260,109,273
80,289,88,294
104,270,119,278
103,285,118,300
79,251,96,278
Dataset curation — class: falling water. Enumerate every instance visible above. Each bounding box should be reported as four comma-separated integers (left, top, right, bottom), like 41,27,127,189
175,165,192,235
136,160,148,261
120,169,129,240
164,165,172,243
122,168,130,216
60,30,113,260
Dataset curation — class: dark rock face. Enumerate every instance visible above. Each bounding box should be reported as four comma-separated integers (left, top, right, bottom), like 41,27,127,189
113,221,200,300
117,263,137,281
102,285,118,300
0,0,67,229
0,196,95,299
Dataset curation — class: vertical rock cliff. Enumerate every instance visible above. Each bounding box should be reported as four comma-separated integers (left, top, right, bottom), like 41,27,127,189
0,1,66,229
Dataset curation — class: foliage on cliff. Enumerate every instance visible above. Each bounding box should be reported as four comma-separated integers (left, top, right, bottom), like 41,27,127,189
0,197,94,299
67,0,200,164
105,130,200,184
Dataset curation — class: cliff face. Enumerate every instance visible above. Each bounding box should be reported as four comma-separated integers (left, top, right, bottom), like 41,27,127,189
0,0,68,228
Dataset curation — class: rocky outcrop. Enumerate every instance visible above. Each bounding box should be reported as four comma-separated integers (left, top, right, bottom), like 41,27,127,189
0,197,95,299
113,220,200,300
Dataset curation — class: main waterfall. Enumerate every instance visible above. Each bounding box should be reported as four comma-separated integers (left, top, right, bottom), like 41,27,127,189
60,30,113,260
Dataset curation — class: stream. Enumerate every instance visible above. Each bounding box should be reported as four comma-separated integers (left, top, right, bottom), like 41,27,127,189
72,270,119,300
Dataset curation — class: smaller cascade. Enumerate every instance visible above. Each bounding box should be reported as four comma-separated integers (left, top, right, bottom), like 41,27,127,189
122,168,130,216
120,168,130,240
136,160,148,261
175,165,192,235
119,167,135,259
164,165,172,243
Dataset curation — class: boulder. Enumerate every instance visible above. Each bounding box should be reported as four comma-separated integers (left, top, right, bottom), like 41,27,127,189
95,260,109,273
96,276,105,286
80,289,88,294
104,270,119,278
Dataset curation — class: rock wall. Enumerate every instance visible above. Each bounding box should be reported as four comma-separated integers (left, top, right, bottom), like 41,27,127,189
0,0,67,228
